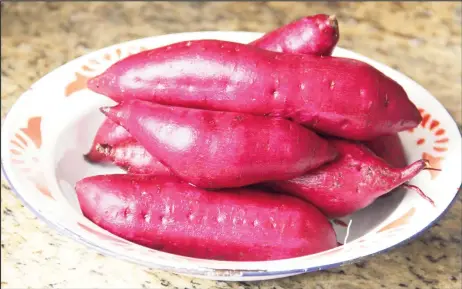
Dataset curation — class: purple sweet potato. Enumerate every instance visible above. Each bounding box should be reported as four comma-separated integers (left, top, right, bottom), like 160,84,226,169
250,14,339,56
270,139,434,218
101,100,337,189
85,15,339,164
85,118,134,163
96,142,172,175
76,174,338,261
365,134,407,168
88,40,422,140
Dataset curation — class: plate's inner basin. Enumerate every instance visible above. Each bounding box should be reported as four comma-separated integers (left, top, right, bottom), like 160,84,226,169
53,105,405,247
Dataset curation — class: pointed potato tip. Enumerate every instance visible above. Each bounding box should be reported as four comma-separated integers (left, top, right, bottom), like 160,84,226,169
83,145,112,163
83,153,94,163
87,73,112,96
99,106,111,115
86,75,100,91
99,104,124,125
328,14,337,21
328,14,338,28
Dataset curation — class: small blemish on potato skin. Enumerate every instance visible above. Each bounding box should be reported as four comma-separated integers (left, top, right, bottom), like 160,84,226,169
144,214,151,222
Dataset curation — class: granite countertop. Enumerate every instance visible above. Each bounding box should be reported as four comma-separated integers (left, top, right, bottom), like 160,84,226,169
1,2,461,289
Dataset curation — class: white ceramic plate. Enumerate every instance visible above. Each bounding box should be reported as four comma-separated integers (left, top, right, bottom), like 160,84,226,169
1,31,461,281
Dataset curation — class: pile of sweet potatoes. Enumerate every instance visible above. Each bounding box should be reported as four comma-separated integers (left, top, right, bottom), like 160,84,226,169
76,14,433,261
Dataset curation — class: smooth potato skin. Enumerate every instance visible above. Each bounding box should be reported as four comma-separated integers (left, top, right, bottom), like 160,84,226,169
89,40,421,140
102,100,337,189
76,174,338,261
251,14,339,56
271,139,426,218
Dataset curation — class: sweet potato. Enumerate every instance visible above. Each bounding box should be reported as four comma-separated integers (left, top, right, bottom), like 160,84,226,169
253,16,407,167
76,174,338,261
250,14,339,56
88,40,421,140
270,139,434,218
96,142,172,175
101,100,337,189
85,15,339,163
85,118,134,163
365,134,407,168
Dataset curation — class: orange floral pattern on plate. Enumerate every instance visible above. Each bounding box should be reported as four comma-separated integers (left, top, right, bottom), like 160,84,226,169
422,152,443,180
378,207,416,233
36,184,53,199
65,72,89,97
9,117,54,199
410,108,448,180
418,108,448,179
19,117,42,148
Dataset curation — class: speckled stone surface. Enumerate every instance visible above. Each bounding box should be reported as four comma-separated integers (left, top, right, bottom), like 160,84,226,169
1,2,461,289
